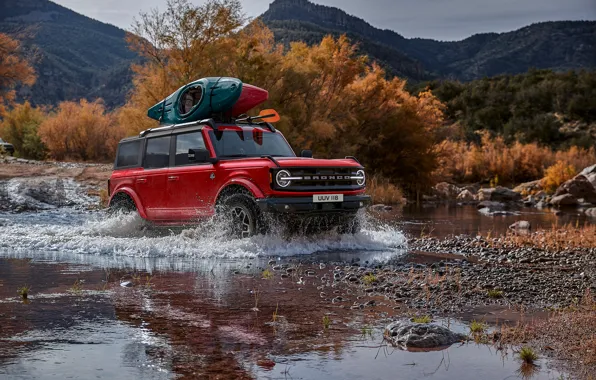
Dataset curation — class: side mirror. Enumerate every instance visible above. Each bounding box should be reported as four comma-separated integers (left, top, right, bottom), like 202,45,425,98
188,148,213,163
300,149,313,158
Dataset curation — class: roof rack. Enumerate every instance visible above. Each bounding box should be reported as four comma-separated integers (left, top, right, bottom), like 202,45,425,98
138,118,277,138
139,119,217,137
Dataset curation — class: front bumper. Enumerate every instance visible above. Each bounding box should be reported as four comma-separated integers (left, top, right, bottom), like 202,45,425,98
256,195,371,214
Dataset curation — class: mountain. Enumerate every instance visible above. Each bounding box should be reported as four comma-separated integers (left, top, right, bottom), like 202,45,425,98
1,0,594,108
261,0,596,80
0,0,137,108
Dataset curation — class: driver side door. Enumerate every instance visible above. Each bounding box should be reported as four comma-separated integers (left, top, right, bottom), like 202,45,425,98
167,130,216,221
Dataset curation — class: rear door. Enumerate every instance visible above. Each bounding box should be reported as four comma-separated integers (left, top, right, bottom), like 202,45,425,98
167,130,216,220
137,135,171,220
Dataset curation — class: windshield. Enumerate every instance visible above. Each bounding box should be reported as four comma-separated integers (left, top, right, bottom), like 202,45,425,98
0,138,5,143
209,129,295,158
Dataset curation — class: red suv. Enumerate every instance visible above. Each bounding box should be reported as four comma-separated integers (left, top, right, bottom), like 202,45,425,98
108,82,370,238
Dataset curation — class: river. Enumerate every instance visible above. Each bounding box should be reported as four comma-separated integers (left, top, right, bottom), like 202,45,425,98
1,201,589,379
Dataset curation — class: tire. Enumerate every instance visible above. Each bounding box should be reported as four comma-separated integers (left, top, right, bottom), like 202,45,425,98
108,193,136,215
338,216,361,234
220,193,260,239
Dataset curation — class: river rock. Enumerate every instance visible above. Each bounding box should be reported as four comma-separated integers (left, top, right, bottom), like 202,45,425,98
477,201,505,210
371,204,389,212
385,321,466,348
554,174,596,204
457,189,476,201
477,187,522,202
550,193,578,207
579,164,596,188
513,180,542,195
434,182,462,200
509,220,531,230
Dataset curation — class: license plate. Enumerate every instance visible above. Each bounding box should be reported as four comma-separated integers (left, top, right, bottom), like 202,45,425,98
313,194,344,203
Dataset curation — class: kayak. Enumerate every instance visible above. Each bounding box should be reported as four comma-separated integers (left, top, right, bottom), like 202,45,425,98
147,77,268,125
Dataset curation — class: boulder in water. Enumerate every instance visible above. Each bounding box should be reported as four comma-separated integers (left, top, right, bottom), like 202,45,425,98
384,321,466,348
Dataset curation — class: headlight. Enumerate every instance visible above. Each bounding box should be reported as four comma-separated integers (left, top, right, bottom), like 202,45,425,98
355,169,365,186
276,170,292,188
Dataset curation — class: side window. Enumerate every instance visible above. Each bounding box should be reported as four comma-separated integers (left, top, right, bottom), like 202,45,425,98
175,131,206,166
144,136,171,169
116,140,141,168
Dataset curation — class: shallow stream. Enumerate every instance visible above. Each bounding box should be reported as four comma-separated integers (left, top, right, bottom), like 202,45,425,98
1,201,591,379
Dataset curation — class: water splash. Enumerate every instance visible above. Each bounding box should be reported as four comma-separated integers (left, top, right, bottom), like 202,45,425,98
0,209,406,260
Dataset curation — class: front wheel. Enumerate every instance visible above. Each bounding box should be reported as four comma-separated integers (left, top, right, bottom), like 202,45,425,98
220,193,259,239
338,217,361,235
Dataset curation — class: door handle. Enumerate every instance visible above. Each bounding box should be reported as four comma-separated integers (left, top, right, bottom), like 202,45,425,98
168,176,179,181
136,178,147,184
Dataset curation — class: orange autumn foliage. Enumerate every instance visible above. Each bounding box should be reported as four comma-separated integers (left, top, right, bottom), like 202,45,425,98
434,132,595,185
0,33,36,114
38,100,126,162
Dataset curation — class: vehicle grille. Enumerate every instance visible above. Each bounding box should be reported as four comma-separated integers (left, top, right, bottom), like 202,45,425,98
273,167,364,192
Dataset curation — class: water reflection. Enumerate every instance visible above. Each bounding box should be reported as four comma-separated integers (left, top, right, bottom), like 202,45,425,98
0,257,565,380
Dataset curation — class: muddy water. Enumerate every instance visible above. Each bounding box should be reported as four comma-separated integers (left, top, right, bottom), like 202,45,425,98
0,205,582,379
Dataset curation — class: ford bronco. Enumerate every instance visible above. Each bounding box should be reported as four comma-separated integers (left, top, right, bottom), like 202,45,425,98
108,78,370,238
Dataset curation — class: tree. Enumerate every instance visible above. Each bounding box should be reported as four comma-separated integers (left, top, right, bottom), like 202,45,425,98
0,102,46,159
0,33,36,114
121,0,445,193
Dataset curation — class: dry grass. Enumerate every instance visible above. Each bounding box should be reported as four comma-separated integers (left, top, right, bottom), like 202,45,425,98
498,290,596,378
496,223,596,251
366,175,405,205
434,132,595,185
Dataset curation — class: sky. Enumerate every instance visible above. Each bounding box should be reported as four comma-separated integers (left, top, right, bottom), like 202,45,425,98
52,0,596,41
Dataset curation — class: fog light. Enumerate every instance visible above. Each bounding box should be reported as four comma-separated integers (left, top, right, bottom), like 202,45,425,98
284,205,290,210
359,202,364,207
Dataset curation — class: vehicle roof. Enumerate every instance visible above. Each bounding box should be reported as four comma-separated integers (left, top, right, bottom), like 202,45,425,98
118,121,275,144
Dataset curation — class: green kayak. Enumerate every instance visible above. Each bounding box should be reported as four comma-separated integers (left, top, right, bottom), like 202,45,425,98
147,77,243,125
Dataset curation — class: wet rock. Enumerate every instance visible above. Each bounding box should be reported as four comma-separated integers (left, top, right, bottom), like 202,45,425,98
434,182,461,200
579,164,596,188
385,321,466,348
551,193,578,207
476,201,506,210
371,204,389,212
456,189,476,202
477,187,522,203
513,180,542,195
554,174,596,204
509,221,531,230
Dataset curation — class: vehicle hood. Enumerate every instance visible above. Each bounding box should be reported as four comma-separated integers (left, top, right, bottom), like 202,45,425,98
274,157,362,168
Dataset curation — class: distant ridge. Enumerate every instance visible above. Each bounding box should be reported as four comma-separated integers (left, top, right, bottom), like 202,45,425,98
261,0,596,80
0,0,137,108
0,0,594,108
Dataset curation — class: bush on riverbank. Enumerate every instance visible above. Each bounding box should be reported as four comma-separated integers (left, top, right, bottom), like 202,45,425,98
434,132,596,185
366,175,405,205
38,99,126,162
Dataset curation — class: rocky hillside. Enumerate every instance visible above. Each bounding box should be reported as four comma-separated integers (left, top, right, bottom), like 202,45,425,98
0,0,137,108
261,0,596,80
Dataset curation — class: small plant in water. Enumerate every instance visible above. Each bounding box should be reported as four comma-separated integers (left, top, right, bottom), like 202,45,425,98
262,268,274,280
519,346,538,364
272,302,279,323
361,325,374,339
322,315,331,329
487,289,504,299
17,285,30,300
69,280,83,295
251,288,260,312
411,315,432,324
362,273,377,285
470,320,488,334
